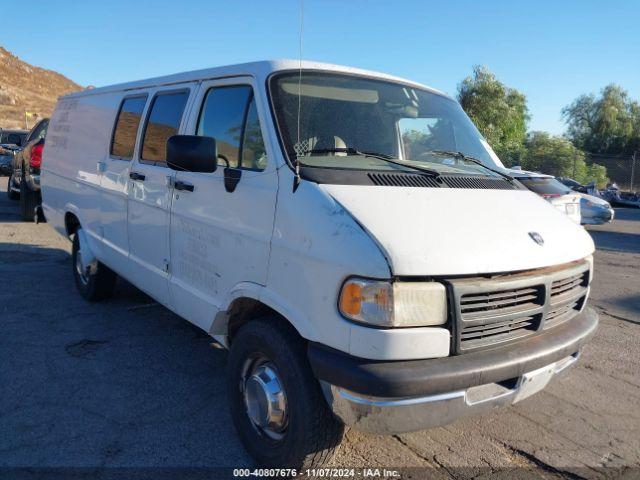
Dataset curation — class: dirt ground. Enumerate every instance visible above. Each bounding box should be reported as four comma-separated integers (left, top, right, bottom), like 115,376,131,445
1,180,639,479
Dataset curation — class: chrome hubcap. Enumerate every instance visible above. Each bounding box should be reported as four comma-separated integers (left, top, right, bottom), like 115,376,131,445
242,359,288,439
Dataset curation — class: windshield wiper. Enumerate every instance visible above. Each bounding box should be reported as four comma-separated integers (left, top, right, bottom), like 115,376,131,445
298,147,441,177
423,150,515,182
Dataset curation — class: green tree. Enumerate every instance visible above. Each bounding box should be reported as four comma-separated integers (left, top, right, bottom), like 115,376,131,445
523,131,608,187
585,163,609,188
562,84,640,155
457,65,529,166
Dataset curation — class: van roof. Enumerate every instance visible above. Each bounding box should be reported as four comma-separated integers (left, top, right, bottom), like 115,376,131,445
62,59,451,100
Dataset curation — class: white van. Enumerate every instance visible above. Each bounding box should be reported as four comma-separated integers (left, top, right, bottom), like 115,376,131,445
41,60,598,468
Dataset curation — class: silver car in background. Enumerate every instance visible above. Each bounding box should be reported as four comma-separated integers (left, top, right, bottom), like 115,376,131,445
557,177,615,225
578,193,614,225
511,170,581,224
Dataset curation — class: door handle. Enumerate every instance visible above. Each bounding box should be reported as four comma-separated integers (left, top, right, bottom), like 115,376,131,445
129,171,146,181
174,180,194,192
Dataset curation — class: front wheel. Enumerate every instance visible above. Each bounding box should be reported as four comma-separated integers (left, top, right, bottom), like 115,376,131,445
72,230,117,301
227,318,344,469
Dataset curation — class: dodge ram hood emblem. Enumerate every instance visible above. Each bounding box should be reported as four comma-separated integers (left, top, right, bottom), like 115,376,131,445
529,232,544,246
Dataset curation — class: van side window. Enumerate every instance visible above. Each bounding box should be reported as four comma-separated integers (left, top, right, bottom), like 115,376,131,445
110,95,147,159
141,91,189,165
197,86,267,170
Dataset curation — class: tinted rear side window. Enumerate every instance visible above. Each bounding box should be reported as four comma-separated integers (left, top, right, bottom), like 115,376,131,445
111,96,147,159
141,91,189,164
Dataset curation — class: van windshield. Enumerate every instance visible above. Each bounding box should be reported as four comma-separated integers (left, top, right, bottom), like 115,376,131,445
270,72,504,176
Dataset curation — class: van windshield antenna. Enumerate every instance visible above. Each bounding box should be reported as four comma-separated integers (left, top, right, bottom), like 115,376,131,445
294,0,304,192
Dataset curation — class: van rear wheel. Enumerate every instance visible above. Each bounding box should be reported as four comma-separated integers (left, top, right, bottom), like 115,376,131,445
227,317,344,469
72,231,117,301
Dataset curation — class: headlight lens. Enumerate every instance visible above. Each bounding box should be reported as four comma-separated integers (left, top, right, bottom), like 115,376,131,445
339,278,447,327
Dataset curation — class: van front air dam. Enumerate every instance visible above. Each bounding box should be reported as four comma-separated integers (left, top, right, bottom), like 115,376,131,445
309,306,597,400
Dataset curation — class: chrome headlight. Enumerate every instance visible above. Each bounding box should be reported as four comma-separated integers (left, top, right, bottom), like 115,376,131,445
338,278,447,327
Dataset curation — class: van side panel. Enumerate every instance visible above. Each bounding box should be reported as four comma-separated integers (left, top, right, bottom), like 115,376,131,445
42,93,123,262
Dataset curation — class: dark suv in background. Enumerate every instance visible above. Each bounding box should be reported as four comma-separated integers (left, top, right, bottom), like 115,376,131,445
0,129,28,178
8,118,48,221
0,128,28,147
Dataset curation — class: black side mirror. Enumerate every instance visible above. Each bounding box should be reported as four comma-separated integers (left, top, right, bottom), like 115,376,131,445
166,135,217,173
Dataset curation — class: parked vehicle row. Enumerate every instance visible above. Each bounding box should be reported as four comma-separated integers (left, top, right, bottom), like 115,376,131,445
600,185,640,209
4,119,49,220
40,60,598,468
0,144,19,177
0,128,28,178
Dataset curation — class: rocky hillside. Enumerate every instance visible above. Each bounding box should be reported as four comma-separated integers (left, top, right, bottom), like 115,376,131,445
0,47,82,130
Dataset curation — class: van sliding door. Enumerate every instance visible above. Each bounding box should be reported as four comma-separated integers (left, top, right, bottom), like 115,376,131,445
126,84,196,306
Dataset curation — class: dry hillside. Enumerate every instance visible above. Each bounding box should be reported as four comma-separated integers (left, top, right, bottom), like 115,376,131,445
0,47,82,130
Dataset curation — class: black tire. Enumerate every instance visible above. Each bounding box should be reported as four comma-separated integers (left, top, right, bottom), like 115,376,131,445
227,317,344,469
19,175,38,221
72,231,117,301
7,174,19,200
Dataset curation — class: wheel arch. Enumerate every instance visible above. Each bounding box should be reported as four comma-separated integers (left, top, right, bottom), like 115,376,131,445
210,283,318,347
64,211,81,237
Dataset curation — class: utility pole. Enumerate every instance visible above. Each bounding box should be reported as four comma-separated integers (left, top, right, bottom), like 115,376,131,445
631,151,637,192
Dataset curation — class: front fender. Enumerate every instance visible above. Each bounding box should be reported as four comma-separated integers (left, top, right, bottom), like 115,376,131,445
210,282,318,345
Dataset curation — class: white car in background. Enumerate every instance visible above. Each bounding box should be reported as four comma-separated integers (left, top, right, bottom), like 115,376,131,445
510,170,581,224
556,177,615,225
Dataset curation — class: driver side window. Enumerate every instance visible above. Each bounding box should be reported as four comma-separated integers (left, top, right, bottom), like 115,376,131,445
197,85,267,171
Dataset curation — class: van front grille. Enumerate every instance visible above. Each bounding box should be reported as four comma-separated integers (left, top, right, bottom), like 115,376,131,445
459,315,540,350
457,285,543,351
544,270,589,330
449,261,591,354
551,272,588,301
460,286,543,320
544,300,581,330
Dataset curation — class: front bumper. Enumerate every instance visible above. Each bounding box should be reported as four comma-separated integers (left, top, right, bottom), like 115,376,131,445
309,307,598,434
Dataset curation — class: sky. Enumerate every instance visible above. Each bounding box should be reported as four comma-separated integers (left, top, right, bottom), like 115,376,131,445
2,0,638,135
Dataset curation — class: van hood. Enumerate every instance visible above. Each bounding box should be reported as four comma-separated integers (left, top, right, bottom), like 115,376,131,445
321,185,595,276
